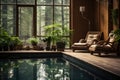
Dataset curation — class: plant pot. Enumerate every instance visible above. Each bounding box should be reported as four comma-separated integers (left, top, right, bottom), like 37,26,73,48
9,45,14,50
33,46,38,50
32,43,37,46
3,46,9,51
16,44,23,50
51,45,56,51
46,46,51,51
56,41,65,51
0,46,3,51
38,46,44,51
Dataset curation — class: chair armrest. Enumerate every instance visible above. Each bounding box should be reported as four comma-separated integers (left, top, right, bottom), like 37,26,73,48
91,40,107,45
79,39,86,43
91,39,99,44
98,40,106,44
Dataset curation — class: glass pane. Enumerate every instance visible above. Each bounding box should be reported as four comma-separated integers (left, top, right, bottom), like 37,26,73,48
1,0,16,4
54,7,62,23
1,5,16,35
37,0,53,5
63,7,70,30
54,0,62,5
37,6,53,36
64,37,70,48
18,7,33,40
63,0,70,5
17,0,35,4
54,0,70,5
0,5,1,26
54,7,70,27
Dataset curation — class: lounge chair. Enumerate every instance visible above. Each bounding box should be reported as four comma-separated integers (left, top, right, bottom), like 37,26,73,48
89,32,118,56
71,31,102,52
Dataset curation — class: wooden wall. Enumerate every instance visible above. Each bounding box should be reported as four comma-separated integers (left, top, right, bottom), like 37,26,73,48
71,0,96,44
99,0,119,40
99,0,109,40
70,0,119,45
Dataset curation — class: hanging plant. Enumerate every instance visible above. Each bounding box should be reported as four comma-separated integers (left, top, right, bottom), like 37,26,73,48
111,8,119,26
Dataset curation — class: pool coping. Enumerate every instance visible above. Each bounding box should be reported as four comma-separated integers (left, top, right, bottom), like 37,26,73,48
62,52,120,80
0,50,62,59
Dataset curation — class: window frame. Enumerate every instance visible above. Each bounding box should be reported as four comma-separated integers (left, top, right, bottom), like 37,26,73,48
0,0,70,48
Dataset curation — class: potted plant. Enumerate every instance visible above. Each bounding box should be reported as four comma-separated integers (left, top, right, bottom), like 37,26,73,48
42,36,52,50
0,27,11,51
27,37,39,50
0,26,23,51
44,23,72,51
1,36,11,51
43,24,57,50
9,37,23,50
55,25,72,51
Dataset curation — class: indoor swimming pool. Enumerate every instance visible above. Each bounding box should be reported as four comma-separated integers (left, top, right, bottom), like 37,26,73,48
0,58,103,80
0,52,120,80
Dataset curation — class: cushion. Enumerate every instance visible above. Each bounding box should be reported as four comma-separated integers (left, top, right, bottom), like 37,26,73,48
86,34,99,44
93,34,99,39
74,43,87,46
109,37,115,43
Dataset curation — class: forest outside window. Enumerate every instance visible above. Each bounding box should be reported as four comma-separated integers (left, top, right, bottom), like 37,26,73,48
0,0,70,48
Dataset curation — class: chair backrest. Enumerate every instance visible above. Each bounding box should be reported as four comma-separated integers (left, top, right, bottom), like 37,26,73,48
105,32,115,46
103,32,117,51
108,32,115,43
85,31,102,44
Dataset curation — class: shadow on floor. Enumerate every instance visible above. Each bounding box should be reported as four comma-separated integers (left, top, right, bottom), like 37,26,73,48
92,53,120,58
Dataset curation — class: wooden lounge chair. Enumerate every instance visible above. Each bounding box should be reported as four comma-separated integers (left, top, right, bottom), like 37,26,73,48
71,31,102,52
89,32,118,56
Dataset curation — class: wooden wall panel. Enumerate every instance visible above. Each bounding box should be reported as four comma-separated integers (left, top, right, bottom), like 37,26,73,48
70,0,119,46
99,0,109,40
71,0,95,44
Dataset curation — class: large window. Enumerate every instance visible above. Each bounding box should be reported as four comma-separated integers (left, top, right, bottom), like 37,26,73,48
0,0,70,48
18,6,34,39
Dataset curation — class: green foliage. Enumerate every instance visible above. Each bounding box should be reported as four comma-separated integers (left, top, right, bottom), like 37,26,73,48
0,27,9,37
44,23,72,45
113,29,120,41
0,27,23,50
27,37,39,46
10,37,22,46
0,27,11,46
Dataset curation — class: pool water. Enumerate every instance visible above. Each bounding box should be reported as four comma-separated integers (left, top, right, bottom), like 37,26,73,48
0,58,108,80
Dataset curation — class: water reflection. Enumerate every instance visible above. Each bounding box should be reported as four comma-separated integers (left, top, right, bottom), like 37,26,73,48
0,58,70,80
0,58,102,80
